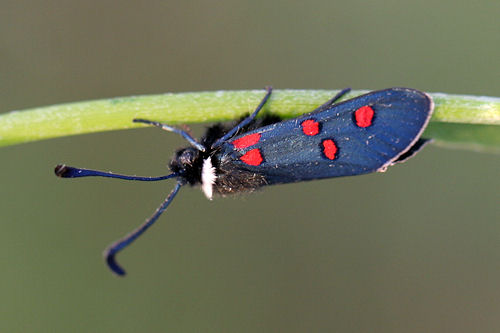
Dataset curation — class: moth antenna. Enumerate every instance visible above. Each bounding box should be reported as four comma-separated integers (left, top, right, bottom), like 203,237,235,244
133,118,206,152
54,164,176,181
104,181,183,276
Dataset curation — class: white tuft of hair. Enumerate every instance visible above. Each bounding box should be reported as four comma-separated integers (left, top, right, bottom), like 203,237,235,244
201,157,216,200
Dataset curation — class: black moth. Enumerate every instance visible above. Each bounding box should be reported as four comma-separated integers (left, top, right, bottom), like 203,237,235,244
55,87,433,275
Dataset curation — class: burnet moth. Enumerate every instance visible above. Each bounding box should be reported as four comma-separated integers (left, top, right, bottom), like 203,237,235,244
55,87,434,276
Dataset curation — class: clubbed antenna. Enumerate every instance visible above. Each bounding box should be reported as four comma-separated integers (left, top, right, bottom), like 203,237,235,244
104,182,183,276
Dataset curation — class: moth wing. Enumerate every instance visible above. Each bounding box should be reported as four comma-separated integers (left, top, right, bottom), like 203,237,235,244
219,88,433,185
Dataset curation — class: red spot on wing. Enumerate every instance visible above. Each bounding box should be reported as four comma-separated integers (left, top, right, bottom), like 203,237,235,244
232,133,261,149
240,149,263,166
355,105,374,127
322,139,337,160
301,119,320,136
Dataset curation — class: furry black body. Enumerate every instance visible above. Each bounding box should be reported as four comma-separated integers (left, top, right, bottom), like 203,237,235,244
170,115,281,195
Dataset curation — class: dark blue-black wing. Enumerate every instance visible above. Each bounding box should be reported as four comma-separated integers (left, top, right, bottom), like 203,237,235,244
217,87,433,185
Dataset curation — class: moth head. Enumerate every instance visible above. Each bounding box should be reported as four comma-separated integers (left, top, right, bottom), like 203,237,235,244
169,146,203,185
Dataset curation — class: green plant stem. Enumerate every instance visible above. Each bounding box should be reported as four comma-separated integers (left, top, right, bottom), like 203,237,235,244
1,89,499,151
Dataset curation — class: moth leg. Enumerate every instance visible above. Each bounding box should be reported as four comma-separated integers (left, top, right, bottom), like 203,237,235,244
133,118,206,152
211,86,273,149
312,87,351,112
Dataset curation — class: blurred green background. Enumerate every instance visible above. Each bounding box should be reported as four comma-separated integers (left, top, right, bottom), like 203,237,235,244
1,1,499,332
